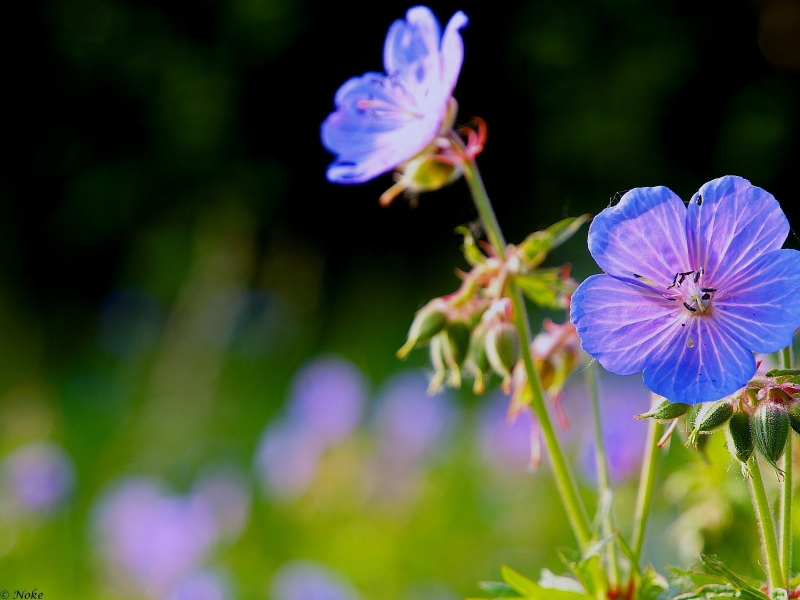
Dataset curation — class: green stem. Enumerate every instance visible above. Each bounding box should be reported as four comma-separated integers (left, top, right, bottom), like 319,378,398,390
780,344,794,587
586,360,620,587
462,158,593,550
750,455,785,591
630,403,663,562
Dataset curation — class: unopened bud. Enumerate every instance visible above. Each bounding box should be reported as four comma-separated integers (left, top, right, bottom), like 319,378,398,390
636,399,692,421
400,156,462,195
397,302,448,360
687,400,733,447
485,322,520,378
753,401,790,470
468,323,491,395
789,401,800,436
725,411,754,466
441,320,471,388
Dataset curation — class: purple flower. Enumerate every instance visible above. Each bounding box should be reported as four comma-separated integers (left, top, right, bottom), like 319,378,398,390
255,421,325,500
270,561,361,600
93,478,218,593
165,569,231,600
478,395,536,473
321,6,468,184
287,357,367,446
373,371,456,465
2,441,76,514
192,469,251,542
571,176,800,404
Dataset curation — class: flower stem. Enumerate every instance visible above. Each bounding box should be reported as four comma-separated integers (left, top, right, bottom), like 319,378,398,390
780,344,794,587
462,158,593,550
630,402,662,562
749,455,785,591
586,360,620,587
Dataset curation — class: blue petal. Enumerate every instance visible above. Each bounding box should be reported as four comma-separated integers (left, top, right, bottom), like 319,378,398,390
713,248,800,353
440,11,468,94
321,72,441,183
588,186,690,288
571,274,680,376
642,315,755,405
685,175,789,288
384,7,442,91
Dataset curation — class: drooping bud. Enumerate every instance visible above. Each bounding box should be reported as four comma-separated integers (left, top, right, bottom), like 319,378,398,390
397,300,449,360
752,401,790,470
635,399,692,421
725,411,754,468
788,400,800,436
485,322,520,378
428,334,447,394
442,320,471,388
687,400,733,447
467,322,491,395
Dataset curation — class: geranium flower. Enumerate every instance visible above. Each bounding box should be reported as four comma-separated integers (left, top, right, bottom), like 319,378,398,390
570,176,800,405
321,6,468,194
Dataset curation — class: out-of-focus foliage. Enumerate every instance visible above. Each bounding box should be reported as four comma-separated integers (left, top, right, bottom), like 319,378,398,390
2,0,800,597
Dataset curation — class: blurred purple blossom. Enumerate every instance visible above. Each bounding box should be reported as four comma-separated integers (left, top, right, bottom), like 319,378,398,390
373,371,457,465
478,395,536,474
255,421,325,500
2,441,76,515
270,560,361,600
165,569,231,600
287,357,368,445
93,478,219,594
192,469,251,542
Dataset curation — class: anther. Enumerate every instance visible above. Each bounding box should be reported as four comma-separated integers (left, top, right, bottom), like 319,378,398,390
683,302,697,313
701,293,711,301
696,194,703,206
700,287,716,292
693,271,701,283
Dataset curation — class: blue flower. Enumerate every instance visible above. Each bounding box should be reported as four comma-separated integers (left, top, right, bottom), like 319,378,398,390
570,176,800,405
321,7,468,187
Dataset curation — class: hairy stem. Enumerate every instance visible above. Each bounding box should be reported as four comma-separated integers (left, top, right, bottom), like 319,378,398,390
630,404,663,562
462,157,593,550
780,344,794,586
586,360,620,587
750,455,785,591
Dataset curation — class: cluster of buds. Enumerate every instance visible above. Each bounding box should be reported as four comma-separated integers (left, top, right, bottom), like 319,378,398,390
637,368,800,477
397,217,588,397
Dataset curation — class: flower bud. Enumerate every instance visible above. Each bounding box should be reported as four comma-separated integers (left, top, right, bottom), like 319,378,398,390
725,411,754,466
788,400,800,436
635,399,691,421
399,155,462,194
687,400,733,447
485,322,520,378
397,301,448,360
428,334,447,394
442,320,471,388
467,323,491,395
752,401,790,469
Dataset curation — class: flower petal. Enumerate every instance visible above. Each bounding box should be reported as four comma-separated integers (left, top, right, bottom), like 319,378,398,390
713,248,800,353
643,316,755,405
588,186,690,288
321,73,441,183
571,274,681,376
685,175,789,288
440,11,468,94
383,7,442,93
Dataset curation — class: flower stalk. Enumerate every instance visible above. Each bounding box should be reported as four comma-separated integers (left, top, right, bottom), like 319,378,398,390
630,401,663,562
461,157,593,551
780,344,794,587
749,454,785,591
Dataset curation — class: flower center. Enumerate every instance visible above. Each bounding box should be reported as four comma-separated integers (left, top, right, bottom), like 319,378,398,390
662,267,716,314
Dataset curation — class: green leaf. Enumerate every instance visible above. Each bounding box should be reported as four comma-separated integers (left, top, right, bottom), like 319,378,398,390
500,566,591,600
699,555,770,599
456,226,486,267
638,565,669,600
518,215,590,268
477,581,521,598
538,569,585,594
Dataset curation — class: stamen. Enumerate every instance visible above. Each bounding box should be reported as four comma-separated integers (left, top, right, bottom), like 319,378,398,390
667,273,678,290
701,293,711,300
696,194,703,206
693,271,701,283
700,287,716,292
683,302,697,313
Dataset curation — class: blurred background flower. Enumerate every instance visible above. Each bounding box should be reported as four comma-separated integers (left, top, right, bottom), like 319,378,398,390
1,0,798,595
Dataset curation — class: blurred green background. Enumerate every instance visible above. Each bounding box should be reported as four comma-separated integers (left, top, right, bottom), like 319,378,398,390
2,0,800,598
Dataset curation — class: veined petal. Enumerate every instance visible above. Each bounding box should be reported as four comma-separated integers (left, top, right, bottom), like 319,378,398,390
713,248,800,353
643,316,755,405
384,6,442,92
440,11,468,95
321,72,442,183
686,175,789,288
588,186,690,288
571,274,681,376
